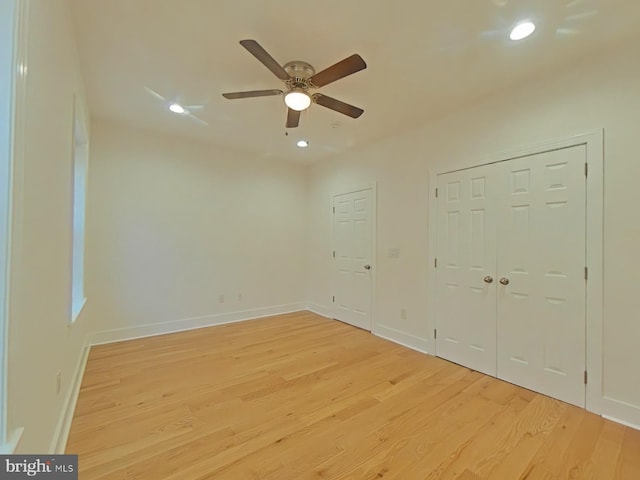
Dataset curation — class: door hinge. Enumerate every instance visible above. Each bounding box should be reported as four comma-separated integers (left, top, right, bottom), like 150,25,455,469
435,188,439,198
584,266,588,280
332,207,335,214
434,329,437,340
332,296,335,303
332,250,335,258
434,258,438,268
584,370,588,385
585,163,588,177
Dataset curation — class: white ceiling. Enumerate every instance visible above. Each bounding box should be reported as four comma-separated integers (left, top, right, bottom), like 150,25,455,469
70,0,640,162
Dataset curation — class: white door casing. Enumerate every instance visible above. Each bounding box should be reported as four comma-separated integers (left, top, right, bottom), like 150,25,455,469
332,188,374,331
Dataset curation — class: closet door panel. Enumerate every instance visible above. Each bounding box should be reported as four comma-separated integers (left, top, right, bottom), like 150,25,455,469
436,165,498,376
496,146,587,407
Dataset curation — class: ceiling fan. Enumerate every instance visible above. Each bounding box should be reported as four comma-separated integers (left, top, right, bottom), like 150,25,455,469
222,40,367,128
144,86,209,126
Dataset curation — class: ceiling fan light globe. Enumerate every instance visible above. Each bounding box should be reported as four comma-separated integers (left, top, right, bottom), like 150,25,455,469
169,103,186,114
284,90,311,111
510,21,536,40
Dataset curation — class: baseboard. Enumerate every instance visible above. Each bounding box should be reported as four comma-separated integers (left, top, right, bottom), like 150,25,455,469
373,324,429,354
88,303,306,346
49,343,90,454
601,396,640,431
306,303,332,319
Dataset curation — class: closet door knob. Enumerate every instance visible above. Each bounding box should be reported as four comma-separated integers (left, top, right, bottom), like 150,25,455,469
499,277,510,286
483,276,494,284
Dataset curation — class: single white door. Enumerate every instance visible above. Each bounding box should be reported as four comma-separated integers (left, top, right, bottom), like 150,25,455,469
435,166,498,376
333,189,373,331
496,145,587,407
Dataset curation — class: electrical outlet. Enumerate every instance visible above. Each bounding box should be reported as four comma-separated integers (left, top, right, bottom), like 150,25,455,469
388,248,400,259
400,308,407,320
237,293,243,301
218,294,225,304
56,371,62,395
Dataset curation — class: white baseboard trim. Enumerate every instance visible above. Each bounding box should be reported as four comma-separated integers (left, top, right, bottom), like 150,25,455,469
602,414,640,432
50,343,90,454
306,303,332,319
601,396,640,431
373,324,429,354
0,427,24,454
88,303,306,346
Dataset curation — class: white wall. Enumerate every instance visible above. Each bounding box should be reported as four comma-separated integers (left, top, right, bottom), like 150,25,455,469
307,39,640,425
7,0,92,453
86,121,308,341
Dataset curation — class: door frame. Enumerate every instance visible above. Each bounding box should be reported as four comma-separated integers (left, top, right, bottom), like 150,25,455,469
331,183,377,332
427,130,604,415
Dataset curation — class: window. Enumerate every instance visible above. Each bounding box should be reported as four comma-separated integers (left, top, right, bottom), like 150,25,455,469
0,0,17,452
70,99,88,323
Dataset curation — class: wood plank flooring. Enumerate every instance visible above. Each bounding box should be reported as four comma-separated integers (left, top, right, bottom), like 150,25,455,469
66,312,640,479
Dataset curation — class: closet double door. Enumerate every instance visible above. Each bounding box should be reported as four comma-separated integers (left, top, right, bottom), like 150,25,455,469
435,145,587,407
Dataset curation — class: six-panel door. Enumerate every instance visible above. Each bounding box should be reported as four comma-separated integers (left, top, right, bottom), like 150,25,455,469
436,145,587,407
333,189,373,331
436,165,498,376
496,146,587,407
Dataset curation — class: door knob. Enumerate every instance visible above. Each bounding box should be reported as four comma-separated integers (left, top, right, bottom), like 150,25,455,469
483,276,494,284
499,277,510,285
364,264,371,270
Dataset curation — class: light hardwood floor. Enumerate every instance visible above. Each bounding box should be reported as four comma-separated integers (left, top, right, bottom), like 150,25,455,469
67,312,640,479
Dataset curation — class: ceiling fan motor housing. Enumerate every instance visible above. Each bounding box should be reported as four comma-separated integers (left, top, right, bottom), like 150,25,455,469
284,61,317,91
283,61,315,79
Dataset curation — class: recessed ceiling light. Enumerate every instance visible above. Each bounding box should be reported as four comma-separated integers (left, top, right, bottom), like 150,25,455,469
297,140,309,148
510,21,536,41
169,103,186,114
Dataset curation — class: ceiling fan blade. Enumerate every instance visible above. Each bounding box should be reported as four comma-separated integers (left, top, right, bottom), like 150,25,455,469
313,94,364,118
144,86,168,102
239,40,290,81
222,89,283,100
309,54,367,88
286,109,300,128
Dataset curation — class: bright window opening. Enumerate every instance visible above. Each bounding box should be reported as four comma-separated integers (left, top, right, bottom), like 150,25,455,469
0,0,17,451
70,100,88,323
